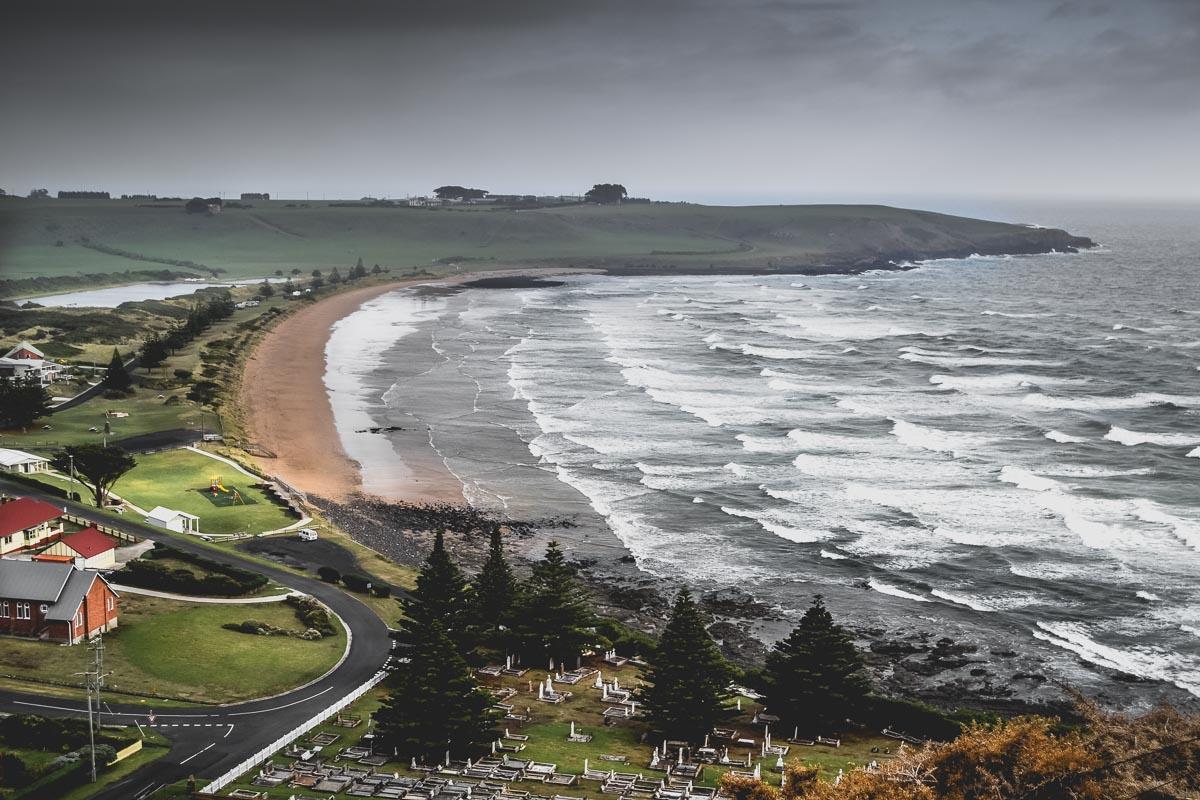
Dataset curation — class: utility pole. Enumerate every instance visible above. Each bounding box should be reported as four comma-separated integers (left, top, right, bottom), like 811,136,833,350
89,635,107,731
74,666,98,783
68,452,76,500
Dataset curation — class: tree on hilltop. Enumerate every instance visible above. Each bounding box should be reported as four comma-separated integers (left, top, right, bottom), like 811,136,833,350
434,186,489,201
637,587,731,742
763,595,870,731
585,183,628,204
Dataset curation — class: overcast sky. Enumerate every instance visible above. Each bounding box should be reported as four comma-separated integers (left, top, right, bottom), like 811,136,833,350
2,0,1198,203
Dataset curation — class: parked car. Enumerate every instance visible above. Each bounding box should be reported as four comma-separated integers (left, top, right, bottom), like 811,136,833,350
297,528,319,541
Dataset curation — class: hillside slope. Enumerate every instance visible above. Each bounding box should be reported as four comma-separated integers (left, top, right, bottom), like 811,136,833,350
0,199,1093,283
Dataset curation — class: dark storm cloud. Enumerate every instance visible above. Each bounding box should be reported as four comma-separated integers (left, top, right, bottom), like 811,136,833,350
1,0,1197,200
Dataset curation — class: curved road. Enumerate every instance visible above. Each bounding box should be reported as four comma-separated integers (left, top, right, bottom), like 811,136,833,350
0,478,392,799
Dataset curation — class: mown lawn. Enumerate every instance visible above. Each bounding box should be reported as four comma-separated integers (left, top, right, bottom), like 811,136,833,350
118,448,298,534
0,594,344,704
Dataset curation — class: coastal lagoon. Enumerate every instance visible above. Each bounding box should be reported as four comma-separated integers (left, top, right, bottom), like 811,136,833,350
21,277,285,308
328,204,1200,709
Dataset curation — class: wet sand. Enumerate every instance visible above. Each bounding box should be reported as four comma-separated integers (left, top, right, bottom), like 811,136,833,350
239,270,591,502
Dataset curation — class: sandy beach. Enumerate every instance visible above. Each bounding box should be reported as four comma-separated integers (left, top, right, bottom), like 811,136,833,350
239,269,589,503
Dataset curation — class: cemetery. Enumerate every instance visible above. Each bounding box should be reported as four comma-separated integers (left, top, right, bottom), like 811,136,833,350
213,654,897,799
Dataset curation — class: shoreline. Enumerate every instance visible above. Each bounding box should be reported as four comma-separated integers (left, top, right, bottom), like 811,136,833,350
239,269,593,503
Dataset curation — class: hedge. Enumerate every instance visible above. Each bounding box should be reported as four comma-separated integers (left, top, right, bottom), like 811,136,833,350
123,544,267,596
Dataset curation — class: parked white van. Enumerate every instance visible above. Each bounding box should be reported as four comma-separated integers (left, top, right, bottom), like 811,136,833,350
297,528,319,541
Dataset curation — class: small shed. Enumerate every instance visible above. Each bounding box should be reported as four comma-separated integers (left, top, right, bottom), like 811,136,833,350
42,526,120,569
0,448,49,474
145,506,200,534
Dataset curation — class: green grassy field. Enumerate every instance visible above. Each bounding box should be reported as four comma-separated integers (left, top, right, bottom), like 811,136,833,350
116,448,298,534
0,198,1073,286
203,659,896,799
0,594,344,704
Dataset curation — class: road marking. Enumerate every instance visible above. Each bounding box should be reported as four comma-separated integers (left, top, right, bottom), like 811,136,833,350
223,724,235,738
226,686,335,716
179,742,215,765
133,781,159,800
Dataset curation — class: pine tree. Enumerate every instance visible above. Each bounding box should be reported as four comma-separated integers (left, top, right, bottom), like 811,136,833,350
375,620,494,762
0,375,50,430
104,348,132,392
762,595,870,731
470,525,518,648
397,531,472,649
637,587,731,742
516,541,599,666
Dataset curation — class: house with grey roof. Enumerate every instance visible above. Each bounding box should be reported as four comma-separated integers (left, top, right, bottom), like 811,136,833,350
0,559,119,644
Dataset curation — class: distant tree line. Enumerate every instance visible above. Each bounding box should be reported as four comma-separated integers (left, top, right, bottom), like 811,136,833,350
434,185,489,201
585,183,628,204
57,191,110,199
185,196,222,214
140,293,236,380
240,192,270,200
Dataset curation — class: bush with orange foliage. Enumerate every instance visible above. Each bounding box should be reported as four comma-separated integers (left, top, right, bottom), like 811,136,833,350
718,699,1200,800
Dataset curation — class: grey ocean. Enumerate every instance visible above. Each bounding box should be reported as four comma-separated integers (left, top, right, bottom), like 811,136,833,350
328,204,1200,706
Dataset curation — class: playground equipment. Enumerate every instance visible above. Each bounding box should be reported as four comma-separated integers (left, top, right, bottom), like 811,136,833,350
209,476,245,504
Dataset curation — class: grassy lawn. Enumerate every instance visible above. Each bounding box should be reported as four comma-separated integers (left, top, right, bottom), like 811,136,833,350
207,659,897,799
117,448,298,534
0,387,206,455
0,594,345,704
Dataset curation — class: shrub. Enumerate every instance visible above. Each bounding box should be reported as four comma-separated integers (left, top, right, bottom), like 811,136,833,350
317,566,340,583
172,368,192,382
340,573,369,593
285,595,336,637
370,584,392,598
118,546,267,597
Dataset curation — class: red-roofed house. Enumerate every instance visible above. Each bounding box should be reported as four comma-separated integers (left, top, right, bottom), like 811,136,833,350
0,496,65,556
41,526,119,569
0,560,118,644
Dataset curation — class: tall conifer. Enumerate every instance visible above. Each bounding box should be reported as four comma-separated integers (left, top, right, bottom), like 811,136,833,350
762,595,870,730
470,525,518,647
516,541,597,666
397,531,471,649
104,348,132,392
375,620,494,761
637,587,732,742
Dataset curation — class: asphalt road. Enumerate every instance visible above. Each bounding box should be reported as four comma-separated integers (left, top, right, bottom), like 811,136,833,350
0,477,393,799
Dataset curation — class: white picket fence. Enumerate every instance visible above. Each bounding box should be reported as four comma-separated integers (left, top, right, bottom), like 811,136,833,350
202,670,388,794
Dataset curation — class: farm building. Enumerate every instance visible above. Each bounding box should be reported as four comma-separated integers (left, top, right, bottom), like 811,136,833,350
0,560,119,644
0,496,65,556
0,448,49,475
40,526,120,569
145,506,200,533
0,341,64,386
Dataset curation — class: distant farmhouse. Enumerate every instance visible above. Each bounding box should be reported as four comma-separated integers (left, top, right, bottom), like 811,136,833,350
0,447,49,475
0,496,65,556
0,560,119,644
0,341,64,386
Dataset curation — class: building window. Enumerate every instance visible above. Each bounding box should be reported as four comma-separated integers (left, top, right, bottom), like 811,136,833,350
40,604,48,613
106,597,114,612
0,602,8,618
16,603,31,620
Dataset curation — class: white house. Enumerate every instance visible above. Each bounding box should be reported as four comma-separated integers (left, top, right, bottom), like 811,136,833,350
0,448,49,474
0,341,64,387
145,506,200,534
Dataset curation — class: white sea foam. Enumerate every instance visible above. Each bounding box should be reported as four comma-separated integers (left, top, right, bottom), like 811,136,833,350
719,505,827,543
998,466,1065,492
1033,621,1200,696
868,579,931,603
1024,392,1200,410
1104,426,1200,447
820,549,849,560
890,418,985,456
931,589,992,611
741,344,833,360
1046,430,1088,443
900,352,1063,368
1136,591,1161,601
1132,500,1200,551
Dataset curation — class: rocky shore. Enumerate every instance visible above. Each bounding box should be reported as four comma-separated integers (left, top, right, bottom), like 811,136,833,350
304,494,1184,720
